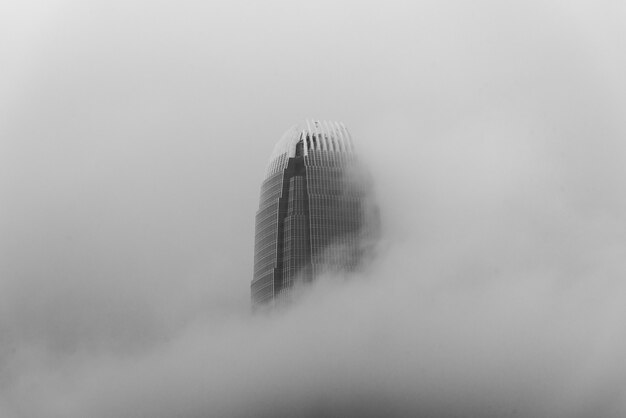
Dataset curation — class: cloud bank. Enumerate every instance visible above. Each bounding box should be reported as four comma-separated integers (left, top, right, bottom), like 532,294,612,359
1,0,626,417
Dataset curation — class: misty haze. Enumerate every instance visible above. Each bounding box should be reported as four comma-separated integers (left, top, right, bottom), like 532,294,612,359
2,1,626,417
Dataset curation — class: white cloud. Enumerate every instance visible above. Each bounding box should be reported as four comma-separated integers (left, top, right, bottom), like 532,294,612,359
1,0,625,417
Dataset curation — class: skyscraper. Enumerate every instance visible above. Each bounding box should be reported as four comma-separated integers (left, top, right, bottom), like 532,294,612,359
251,120,377,307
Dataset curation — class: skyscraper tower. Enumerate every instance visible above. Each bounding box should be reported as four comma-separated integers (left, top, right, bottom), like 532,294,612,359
251,120,377,307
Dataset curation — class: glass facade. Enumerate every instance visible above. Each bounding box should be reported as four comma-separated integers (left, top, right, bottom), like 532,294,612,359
251,121,378,307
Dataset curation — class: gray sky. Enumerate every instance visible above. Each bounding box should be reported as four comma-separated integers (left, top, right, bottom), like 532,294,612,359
1,1,626,417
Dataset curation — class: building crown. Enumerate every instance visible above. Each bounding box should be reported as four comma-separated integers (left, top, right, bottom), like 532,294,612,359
266,119,355,177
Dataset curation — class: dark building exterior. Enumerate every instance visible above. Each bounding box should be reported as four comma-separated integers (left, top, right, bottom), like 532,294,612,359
251,120,377,307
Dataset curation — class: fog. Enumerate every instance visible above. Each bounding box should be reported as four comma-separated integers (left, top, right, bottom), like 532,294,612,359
1,1,626,417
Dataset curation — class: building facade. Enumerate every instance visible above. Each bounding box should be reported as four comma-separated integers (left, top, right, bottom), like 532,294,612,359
251,120,377,307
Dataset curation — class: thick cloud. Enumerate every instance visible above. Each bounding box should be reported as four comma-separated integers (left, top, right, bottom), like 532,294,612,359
1,1,625,417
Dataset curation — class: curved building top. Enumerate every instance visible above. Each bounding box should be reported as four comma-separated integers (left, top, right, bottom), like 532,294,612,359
266,119,356,177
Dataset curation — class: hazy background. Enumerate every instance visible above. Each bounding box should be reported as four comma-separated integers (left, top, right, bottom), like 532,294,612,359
1,1,626,417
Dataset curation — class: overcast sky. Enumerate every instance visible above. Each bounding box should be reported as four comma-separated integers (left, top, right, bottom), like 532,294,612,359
1,1,626,417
